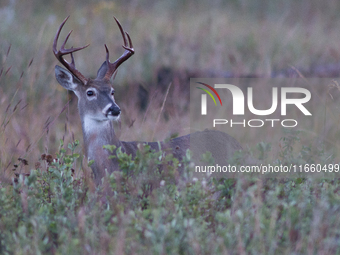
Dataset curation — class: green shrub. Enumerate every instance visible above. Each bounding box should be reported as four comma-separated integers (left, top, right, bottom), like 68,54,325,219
1,132,340,254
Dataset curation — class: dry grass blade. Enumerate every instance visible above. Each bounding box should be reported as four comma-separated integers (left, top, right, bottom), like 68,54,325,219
151,82,171,141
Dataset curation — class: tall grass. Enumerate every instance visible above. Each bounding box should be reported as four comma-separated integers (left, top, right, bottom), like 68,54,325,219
1,0,340,176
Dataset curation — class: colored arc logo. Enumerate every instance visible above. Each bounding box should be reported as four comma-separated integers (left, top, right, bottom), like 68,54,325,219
196,82,222,106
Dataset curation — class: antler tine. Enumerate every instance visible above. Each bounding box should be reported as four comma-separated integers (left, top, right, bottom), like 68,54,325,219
53,16,89,85
114,16,128,46
105,44,110,63
53,16,68,53
124,32,133,49
103,17,134,80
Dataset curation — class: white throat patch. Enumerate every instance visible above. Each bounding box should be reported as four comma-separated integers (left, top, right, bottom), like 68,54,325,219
82,115,110,135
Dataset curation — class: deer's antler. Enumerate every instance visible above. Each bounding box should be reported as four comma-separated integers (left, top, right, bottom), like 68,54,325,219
53,16,89,85
103,17,134,80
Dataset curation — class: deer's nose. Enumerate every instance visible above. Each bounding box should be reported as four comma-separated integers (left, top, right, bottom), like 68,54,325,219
108,105,121,116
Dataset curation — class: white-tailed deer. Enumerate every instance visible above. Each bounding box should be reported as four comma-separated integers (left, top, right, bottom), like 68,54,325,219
53,16,243,184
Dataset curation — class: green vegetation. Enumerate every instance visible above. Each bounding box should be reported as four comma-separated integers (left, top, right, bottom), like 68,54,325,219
1,132,340,254
2,0,340,253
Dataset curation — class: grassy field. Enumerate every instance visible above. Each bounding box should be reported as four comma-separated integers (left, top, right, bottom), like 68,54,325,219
2,0,340,253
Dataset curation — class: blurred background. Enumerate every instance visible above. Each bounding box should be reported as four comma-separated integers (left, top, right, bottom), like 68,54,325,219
2,0,340,177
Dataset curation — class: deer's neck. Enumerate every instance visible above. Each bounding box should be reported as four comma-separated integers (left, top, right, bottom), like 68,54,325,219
81,115,121,183
82,116,121,151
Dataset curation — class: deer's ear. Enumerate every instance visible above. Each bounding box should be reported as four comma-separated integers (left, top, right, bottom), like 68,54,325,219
96,61,118,81
55,65,82,91
96,61,108,80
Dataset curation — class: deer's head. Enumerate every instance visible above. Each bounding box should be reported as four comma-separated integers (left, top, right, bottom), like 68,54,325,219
53,16,134,126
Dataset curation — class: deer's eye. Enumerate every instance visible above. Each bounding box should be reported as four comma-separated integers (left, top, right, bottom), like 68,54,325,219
111,90,115,96
87,90,95,97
